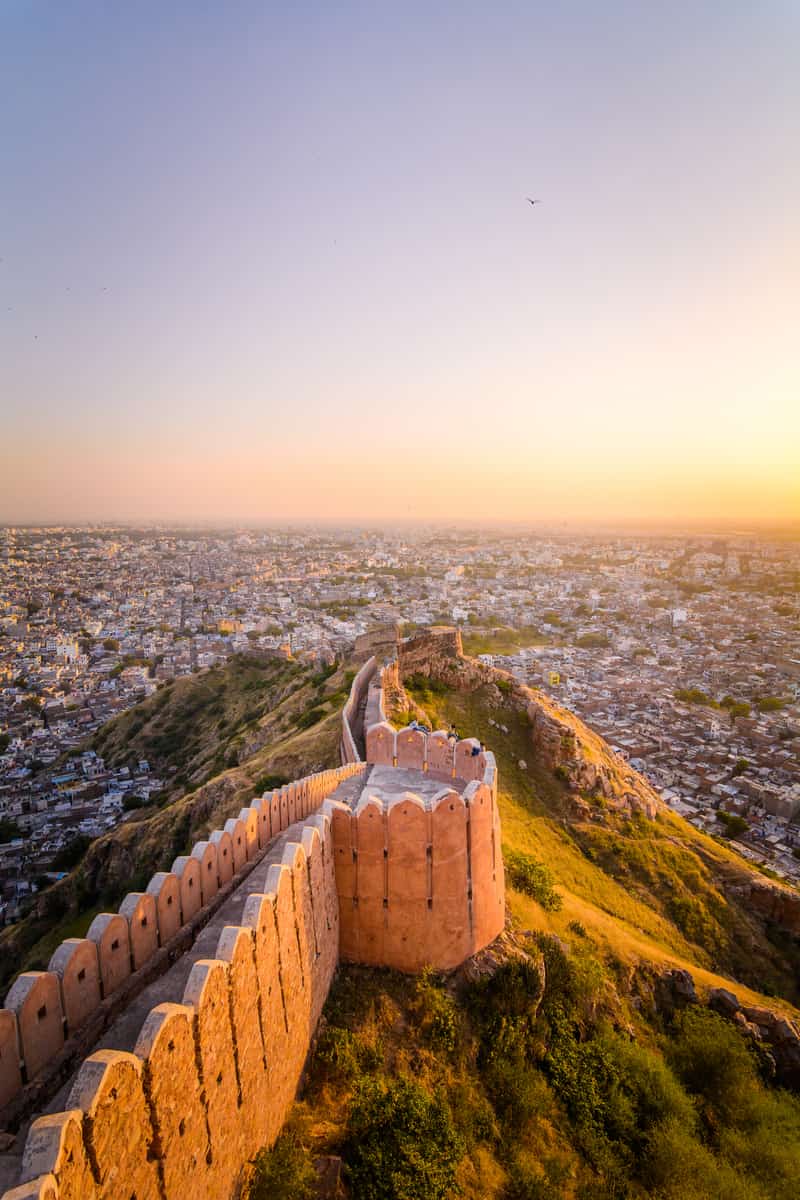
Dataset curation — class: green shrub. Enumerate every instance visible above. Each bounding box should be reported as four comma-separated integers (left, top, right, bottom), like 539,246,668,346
718,810,749,838
50,834,93,872
484,1059,552,1134
466,957,543,1066
412,969,459,1054
642,1116,764,1200
312,1025,382,1087
344,1076,464,1200
254,772,289,794
505,850,562,912
297,706,326,730
666,1007,759,1127
247,1131,316,1200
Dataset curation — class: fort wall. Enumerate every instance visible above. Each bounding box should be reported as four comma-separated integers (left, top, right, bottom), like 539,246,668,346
0,765,362,1128
332,647,506,973
1,634,506,1199
1,764,354,1200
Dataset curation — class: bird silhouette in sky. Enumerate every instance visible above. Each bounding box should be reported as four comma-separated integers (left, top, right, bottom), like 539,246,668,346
527,198,541,206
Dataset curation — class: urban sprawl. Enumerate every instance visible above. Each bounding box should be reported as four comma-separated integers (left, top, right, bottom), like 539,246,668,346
1,525,798,926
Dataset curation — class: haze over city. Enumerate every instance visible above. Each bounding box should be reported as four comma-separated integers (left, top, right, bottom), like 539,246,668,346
2,2,798,527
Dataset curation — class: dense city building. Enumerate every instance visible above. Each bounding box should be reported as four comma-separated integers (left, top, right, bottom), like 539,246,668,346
1,524,798,924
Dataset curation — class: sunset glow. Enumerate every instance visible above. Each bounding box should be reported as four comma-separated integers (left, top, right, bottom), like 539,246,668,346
1,3,798,528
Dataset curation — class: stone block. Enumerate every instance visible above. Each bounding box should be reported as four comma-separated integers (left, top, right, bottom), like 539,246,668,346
223,819,247,873
365,721,395,766
0,1008,22,1109
253,794,272,848
6,973,64,1082
183,960,243,1196
47,940,101,1034
67,1049,160,1200
238,806,260,860
86,915,131,999
427,730,455,775
396,726,426,770
118,892,158,972
146,871,182,943
269,792,281,839
455,738,482,782
241,892,289,1111
171,856,202,923
214,926,271,1151
20,1111,95,1200
133,1003,212,1197
191,840,219,907
209,830,235,886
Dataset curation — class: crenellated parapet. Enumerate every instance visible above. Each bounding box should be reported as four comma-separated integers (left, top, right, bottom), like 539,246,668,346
332,656,506,973
0,647,506,1199
0,764,364,1127
0,762,358,1200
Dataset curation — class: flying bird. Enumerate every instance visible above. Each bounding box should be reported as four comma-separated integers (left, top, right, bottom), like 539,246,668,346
527,198,541,206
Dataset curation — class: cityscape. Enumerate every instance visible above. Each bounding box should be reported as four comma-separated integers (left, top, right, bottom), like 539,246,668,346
3,4,799,1196
2,524,798,926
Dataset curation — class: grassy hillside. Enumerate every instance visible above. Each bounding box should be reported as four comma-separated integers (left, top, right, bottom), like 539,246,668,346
250,950,800,1200
0,653,350,990
245,663,800,1200
401,673,800,1009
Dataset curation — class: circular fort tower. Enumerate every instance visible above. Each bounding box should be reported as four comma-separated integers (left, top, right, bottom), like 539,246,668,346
331,684,505,972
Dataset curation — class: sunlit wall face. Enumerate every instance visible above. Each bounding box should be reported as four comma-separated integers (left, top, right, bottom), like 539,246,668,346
1,3,798,528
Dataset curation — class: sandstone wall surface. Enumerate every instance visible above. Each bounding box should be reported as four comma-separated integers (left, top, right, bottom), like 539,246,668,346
0,765,359,1200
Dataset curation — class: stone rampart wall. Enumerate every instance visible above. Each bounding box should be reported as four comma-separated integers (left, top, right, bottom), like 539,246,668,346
0,765,363,1125
327,777,504,973
340,656,377,764
1,763,360,1200
331,713,505,972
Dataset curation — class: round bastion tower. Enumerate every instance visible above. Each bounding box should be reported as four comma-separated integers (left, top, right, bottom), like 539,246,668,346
334,655,505,971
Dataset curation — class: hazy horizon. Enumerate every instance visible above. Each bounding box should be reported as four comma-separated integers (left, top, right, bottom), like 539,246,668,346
2,3,798,526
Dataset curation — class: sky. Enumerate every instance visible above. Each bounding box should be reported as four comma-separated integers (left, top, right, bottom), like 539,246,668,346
1,1,798,529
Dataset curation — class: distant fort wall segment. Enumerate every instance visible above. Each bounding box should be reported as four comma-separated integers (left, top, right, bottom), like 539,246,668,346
0,633,506,1199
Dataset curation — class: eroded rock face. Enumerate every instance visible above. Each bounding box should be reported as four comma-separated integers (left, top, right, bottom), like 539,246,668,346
742,882,800,936
397,627,663,821
709,987,800,1087
656,969,699,1017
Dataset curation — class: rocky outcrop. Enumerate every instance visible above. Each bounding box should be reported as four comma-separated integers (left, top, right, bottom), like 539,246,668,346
397,627,662,820
709,987,800,1087
736,879,800,936
355,624,401,663
655,968,699,1017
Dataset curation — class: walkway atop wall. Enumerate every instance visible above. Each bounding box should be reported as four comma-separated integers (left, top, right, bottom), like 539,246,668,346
327,763,470,813
0,818,312,1195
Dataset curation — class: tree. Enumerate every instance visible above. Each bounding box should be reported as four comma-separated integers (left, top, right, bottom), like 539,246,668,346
0,818,23,841
718,810,748,839
344,1076,464,1200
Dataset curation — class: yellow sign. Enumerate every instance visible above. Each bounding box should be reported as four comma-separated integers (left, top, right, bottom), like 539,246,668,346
549,671,561,686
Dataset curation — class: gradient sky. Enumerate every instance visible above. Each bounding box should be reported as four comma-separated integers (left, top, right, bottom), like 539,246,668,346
1,2,798,527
